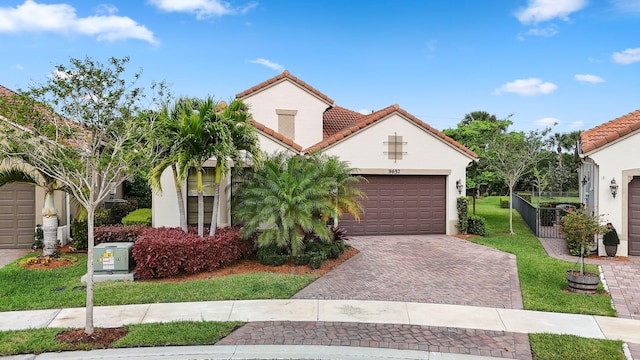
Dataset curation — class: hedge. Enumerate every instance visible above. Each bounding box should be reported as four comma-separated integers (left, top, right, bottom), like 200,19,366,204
132,226,253,279
122,208,152,226
95,224,147,245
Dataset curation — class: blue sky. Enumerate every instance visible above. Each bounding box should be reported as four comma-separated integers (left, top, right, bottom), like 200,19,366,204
1,0,639,134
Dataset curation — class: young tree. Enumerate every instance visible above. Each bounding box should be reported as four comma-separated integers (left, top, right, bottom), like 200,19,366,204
0,56,168,334
484,129,551,234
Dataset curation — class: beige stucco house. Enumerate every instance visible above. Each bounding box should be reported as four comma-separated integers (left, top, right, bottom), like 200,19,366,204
153,71,477,236
0,84,71,248
579,108,640,256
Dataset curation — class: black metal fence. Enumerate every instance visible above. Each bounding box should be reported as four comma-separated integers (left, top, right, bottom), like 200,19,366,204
512,194,564,239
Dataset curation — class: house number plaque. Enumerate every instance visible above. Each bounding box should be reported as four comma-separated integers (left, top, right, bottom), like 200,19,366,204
388,169,400,174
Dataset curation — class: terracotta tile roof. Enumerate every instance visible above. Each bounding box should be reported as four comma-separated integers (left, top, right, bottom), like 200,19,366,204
304,104,478,159
581,109,640,154
236,70,334,105
250,119,303,152
323,105,365,138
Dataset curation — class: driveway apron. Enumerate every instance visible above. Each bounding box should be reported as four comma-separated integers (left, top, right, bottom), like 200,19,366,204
293,235,524,310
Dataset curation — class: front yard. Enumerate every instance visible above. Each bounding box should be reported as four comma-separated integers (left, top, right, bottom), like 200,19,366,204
0,196,627,358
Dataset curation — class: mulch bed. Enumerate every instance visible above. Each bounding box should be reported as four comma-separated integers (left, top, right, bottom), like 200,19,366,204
55,327,128,348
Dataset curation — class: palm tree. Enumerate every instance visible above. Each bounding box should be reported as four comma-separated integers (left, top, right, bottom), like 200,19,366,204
311,153,366,225
234,152,365,256
207,99,261,236
149,100,193,233
0,164,61,256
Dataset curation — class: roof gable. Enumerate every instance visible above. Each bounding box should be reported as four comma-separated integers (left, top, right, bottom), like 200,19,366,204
250,119,303,152
581,109,640,154
305,104,477,159
236,70,334,106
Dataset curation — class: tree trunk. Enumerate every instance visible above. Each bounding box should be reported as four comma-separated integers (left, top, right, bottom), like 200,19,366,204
85,206,95,335
208,167,223,237
171,165,187,232
41,191,59,257
42,216,58,257
508,186,514,235
197,170,204,237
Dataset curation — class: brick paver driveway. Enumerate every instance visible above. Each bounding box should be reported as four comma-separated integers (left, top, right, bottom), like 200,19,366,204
293,235,524,310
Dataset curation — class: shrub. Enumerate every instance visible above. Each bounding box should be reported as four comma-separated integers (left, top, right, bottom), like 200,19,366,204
122,208,152,226
95,224,147,245
70,208,111,250
330,226,350,242
499,196,509,209
308,251,327,269
292,253,310,266
456,196,469,233
562,207,606,257
132,226,253,279
516,193,532,203
467,215,486,236
33,224,44,250
256,244,289,266
108,200,138,225
123,174,152,208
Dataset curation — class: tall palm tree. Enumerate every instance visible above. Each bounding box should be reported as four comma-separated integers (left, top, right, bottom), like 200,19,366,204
149,100,193,233
207,99,261,236
0,163,61,256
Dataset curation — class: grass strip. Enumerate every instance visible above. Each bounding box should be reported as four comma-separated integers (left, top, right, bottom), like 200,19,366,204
470,196,615,316
529,333,625,360
0,321,242,356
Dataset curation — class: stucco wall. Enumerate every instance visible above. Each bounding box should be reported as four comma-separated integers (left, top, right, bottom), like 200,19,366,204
584,131,640,256
242,81,328,149
322,114,473,235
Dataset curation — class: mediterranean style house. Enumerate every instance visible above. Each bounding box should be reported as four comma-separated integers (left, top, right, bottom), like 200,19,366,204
579,108,640,256
153,71,477,236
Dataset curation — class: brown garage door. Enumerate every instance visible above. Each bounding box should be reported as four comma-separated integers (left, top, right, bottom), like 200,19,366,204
340,175,446,236
0,183,35,248
629,177,640,256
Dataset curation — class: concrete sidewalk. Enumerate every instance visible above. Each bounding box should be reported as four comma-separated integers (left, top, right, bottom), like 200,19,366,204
2,299,640,343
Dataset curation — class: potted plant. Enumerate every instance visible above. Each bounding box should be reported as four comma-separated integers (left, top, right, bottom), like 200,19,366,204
561,206,607,294
602,223,620,257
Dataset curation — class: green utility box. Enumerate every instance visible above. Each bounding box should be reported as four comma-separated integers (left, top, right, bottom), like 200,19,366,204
94,242,135,274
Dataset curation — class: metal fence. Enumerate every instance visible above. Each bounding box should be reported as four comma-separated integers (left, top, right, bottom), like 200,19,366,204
512,194,564,239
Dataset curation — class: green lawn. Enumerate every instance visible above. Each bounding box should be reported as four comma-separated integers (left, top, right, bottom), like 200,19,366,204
531,196,580,206
0,199,625,358
470,196,614,316
0,255,316,311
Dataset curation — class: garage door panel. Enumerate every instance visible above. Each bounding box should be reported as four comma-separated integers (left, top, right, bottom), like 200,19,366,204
0,183,35,248
341,175,446,236
629,177,640,256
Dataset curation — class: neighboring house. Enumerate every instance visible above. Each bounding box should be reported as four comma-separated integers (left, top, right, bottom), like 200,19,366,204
153,71,477,236
579,108,640,256
0,84,71,248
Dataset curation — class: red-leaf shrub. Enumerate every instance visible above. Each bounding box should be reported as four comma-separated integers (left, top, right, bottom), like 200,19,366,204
132,226,254,279
95,224,148,245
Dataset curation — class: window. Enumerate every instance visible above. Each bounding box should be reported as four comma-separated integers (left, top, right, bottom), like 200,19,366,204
276,109,297,140
187,168,216,226
384,133,406,161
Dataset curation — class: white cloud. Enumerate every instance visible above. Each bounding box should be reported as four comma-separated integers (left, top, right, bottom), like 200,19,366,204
610,0,640,13
149,0,253,19
535,117,559,127
13,64,24,70
250,58,284,72
0,0,156,43
525,25,559,37
358,109,370,115
574,74,605,83
515,0,587,24
570,121,584,128
493,78,558,96
612,48,640,64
